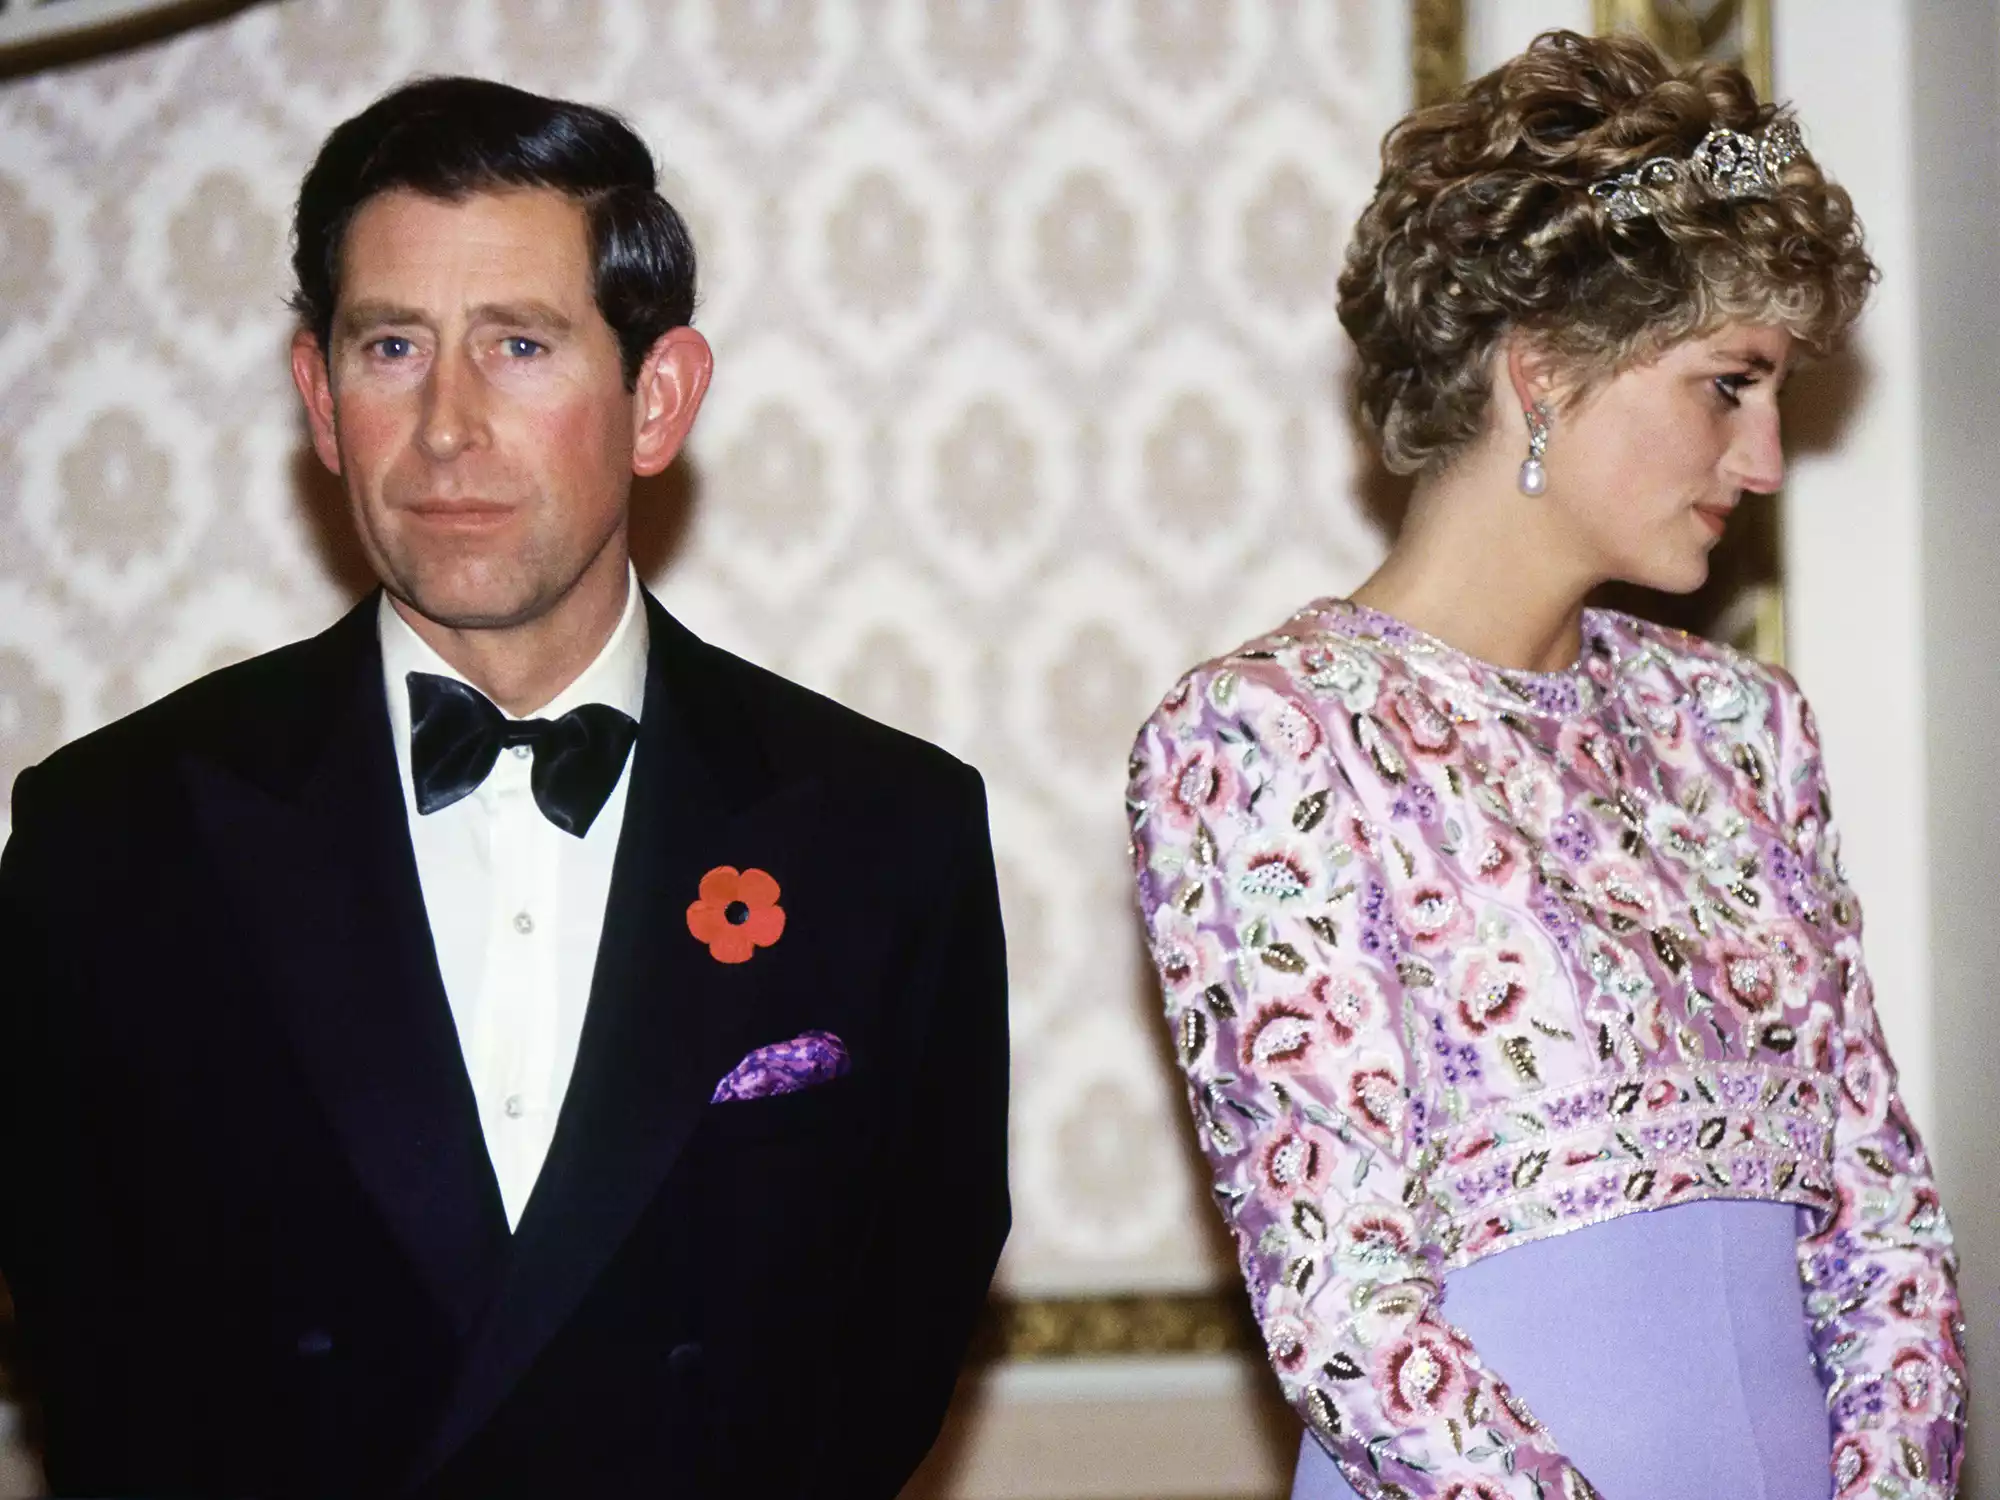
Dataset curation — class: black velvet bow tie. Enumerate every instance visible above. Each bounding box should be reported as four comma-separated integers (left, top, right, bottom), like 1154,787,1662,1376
406,672,639,837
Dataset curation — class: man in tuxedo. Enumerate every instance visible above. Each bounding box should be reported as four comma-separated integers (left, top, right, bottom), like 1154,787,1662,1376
0,77,1009,1498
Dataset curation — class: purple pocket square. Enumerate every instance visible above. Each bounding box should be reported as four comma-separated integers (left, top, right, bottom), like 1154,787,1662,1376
710,1030,851,1103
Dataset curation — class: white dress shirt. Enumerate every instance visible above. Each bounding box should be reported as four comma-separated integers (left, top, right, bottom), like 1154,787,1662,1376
380,571,648,1229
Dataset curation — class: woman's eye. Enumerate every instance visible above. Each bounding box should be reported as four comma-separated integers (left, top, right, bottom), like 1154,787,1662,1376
1713,373,1753,405
501,337,545,358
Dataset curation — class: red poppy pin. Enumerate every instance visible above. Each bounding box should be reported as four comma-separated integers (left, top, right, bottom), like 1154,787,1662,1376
687,866,786,964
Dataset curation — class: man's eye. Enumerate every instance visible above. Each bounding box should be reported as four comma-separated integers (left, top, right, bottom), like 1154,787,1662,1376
371,336,415,359
501,337,545,357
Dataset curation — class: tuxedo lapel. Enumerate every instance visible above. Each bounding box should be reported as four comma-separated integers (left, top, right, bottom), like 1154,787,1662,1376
184,601,510,1335
415,595,788,1480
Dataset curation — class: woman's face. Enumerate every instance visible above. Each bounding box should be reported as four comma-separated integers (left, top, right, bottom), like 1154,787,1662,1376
1538,322,1792,594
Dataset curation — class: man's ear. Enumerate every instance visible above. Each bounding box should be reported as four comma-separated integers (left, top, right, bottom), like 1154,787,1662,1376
290,328,343,477
631,327,714,478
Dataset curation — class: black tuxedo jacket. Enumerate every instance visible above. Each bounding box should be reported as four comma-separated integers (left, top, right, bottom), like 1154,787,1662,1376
0,591,1009,1498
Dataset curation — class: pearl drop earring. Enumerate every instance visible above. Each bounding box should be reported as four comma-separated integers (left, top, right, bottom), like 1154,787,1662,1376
1518,402,1551,496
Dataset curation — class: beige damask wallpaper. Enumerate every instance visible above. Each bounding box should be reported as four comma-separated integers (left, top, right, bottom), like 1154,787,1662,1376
0,0,1400,1300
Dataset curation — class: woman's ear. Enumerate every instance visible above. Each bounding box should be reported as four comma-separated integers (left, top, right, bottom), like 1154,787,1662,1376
1503,336,1564,420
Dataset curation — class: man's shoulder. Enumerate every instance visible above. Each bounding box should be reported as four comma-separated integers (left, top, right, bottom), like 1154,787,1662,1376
703,640,976,789
17,608,363,814
668,618,978,810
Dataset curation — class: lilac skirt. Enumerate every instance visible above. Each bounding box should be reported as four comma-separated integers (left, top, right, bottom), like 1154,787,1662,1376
1291,1200,1831,1500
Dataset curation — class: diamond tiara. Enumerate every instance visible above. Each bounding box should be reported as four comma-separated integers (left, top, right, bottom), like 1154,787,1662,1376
1588,116,1807,223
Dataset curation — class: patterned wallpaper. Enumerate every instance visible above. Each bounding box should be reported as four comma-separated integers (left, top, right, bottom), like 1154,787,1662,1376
0,0,1400,1298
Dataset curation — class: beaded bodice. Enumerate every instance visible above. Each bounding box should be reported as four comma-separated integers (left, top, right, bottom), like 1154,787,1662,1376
1128,599,1962,1499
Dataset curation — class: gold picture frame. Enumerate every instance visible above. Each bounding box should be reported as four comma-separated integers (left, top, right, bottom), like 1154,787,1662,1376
1412,0,1468,109
1593,0,1771,96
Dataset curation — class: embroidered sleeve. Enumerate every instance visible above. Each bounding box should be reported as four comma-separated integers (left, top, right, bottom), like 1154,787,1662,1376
1771,670,1967,1498
1127,663,1587,1500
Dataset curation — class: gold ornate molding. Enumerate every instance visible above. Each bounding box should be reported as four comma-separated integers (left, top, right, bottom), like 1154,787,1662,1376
0,0,259,78
969,1291,1259,1363
0,1282,1260,1371
1411,0,1467,109
1592,0,1772,97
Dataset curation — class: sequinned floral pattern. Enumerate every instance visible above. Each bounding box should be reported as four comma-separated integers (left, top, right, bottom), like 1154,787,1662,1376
1127,599,1965,1499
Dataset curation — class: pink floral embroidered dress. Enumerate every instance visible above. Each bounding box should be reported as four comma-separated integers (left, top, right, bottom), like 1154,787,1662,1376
1127,599,1964,1499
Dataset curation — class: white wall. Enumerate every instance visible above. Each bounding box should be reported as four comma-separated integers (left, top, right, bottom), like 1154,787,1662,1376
1776,0,1936,1137
1777,5,2000,1490
1906,2,2000,1492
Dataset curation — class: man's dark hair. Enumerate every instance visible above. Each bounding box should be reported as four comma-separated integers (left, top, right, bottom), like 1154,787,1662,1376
289,75,697,387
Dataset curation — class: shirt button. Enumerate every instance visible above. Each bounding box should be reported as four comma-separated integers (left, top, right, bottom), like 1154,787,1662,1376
504,1094,525,1119
510,745,532,760
513,911,535,935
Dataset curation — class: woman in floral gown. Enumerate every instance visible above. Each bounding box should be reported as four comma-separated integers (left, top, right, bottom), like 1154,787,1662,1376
1127,30,1962,1500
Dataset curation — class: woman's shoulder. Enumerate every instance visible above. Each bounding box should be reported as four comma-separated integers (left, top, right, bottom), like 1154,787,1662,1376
1129,598,1454,847
1591,607,1806,725
1136,596,1431,740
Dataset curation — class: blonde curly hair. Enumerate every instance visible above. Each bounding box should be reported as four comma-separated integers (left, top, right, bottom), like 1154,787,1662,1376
1338,29,1876,476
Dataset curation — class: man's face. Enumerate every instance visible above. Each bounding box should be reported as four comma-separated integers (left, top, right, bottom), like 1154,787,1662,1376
297,188,649,631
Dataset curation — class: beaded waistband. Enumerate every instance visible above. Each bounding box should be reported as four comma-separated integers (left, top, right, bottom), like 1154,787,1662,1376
1425,1061,1837,1270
